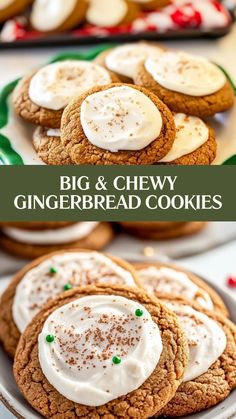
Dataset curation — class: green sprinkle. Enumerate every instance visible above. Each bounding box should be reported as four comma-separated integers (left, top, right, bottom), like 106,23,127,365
49,267,58,274
46,334,54,343
63,283,72,291
112,356,121,365
135,308,144,317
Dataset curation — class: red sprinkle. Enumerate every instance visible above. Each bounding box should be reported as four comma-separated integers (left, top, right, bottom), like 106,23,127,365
226,276,236,288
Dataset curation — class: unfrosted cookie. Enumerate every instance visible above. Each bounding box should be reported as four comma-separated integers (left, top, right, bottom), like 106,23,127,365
132,0,170,10
30,0,88,33
61,83,175,165
33,127,72,165
134,262,229,316
0,222,114,259
159,113,217,165
0,249,140,357
159,296,236,416
13,61,119,128
95,42,164,83
13,284,188,418
119,221,207,239
86,0,139,27
0,0,32,23
134,51,235,117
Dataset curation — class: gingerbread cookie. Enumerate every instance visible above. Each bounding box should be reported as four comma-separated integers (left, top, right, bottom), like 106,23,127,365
159,113,217,165
13,61,119,128
0,249,140,357
134,51,235,117
119,221,207,239
13,284,188,418
33,127,73,165
0,222,114,259
95,42,164,83
30,0,88,33
132,0,170,10
0,0,32,23
86,0,139,27
134,262,229,316
159,296,236,416
61,83,175,165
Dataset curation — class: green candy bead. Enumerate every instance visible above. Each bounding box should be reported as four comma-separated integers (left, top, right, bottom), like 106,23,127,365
135,308,143,317
112,356,121,365
46,334,54,343
63,283,72,291
49,267,57,274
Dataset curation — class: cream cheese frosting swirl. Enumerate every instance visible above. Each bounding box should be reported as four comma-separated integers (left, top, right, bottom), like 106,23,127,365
29,61,112,110
138,266,213,310
38,295,162,406
87,0,128,27
2,222,99,245
47,128,61,137
13,252,136,333
0,0,15,9
81,86,163,151
166,302,226,382
145,51,226,96
31,0,77,32
105,43,163,79
159,113,209,162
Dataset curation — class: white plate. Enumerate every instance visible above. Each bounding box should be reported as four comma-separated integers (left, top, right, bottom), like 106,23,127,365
0,272,236,419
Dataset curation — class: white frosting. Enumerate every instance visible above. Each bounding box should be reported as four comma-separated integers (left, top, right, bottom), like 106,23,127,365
13,251,136,333
38,295,162,406
87,0,128,27
0,0,14,9
29,61,112,111
138,266,214,310
47,128,61,137
31,0,77,32
105,43,163,79
166,302,227,382
81,86,162,151
145,51,226,96
159,113,209,162
3,222,98,245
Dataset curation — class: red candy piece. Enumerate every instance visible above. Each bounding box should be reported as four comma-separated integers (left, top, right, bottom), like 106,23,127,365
171,6,202,28
227,276,236,288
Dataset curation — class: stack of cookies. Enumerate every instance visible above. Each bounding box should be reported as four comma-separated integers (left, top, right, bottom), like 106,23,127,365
13,41,235,166
0,249,235,418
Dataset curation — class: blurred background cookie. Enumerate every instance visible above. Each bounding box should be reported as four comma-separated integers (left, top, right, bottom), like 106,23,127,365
119,221,207,239
131,0,170,10
86,0,140,27
0,0,32,23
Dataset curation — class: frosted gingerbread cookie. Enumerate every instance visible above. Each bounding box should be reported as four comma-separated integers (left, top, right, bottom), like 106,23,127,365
159,113,217,165
0,249,140,357
119,221,207,239
134,51,235,117
61,83,175,165
13,60,119,128
30,0,88,33
33,127,72,165
95,42,164,83
86,0,139,28
0,0,32,23
13,284,188,418
132,0,170,11
159,297,236,416
0,222,114,259
134,262,228,316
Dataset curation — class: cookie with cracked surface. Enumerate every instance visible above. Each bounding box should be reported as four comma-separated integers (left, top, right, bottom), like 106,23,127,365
13,61,120,128
13,284,188,418
157,296,236,416
134,261,229,316
119,221,207,239
132,0,170,10
0,249,141,358
0,222,114,260
33,127,72,165
0,0,32,23
95,42,164,83
30,0,88,33
61,83,175,165
158,113,217,165
86,0,140,27
134,51,235,118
